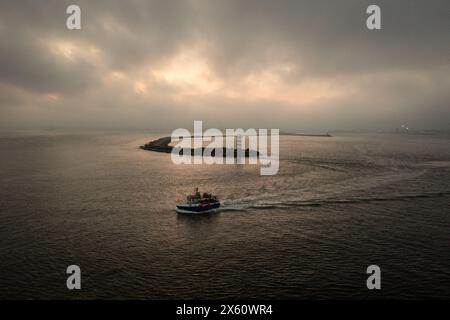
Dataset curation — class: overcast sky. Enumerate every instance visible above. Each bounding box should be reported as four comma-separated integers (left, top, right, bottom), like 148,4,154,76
0,0,449,132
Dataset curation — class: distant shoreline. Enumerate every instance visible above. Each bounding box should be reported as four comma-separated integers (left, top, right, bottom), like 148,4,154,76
280,132,332,137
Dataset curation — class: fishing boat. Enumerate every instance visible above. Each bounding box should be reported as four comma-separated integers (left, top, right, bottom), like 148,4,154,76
176,188,220,214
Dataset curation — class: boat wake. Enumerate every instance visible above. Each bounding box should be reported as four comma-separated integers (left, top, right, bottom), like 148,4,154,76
218,190,450,212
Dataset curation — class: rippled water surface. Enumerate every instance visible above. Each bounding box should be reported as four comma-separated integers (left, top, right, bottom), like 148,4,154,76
0,131,449,299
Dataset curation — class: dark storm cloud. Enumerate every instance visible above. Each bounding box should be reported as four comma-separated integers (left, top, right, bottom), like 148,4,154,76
0,0,195,92
0,0,448,130
0,30,99,94
195,0,449,78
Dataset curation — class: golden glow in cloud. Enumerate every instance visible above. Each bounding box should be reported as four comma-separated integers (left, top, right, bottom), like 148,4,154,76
148,46,349,105
48,39,104,65
44,38,354,107
152,47,222,96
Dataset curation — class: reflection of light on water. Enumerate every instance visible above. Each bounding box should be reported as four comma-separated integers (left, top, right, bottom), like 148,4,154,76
420,161,450,168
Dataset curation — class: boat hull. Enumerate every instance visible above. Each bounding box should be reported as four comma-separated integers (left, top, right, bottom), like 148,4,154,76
175,202,220,214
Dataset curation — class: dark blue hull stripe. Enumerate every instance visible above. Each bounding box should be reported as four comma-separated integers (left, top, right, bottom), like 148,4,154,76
176,203,221,212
